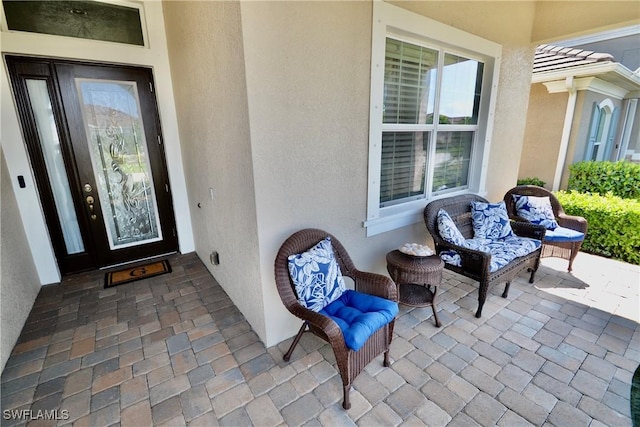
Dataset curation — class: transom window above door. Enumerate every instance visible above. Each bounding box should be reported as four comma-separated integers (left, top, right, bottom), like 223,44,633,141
2,0,147,46
365,2,502,236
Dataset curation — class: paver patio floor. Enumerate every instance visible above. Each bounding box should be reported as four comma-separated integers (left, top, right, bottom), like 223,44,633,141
1,250,638,426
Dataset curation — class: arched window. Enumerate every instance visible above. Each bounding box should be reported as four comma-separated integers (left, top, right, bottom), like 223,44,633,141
585,99,619,161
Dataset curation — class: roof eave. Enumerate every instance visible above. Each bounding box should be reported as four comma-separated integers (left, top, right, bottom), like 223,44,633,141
532,62,640,89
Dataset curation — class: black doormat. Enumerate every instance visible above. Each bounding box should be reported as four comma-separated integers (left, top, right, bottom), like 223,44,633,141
104,259,171,288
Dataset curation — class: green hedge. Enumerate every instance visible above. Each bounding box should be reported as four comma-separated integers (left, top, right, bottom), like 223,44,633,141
568,161,640,199
517,177,546,187
555,191,640,265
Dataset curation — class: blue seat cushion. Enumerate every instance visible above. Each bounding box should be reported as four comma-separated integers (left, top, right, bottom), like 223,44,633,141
320,290,398,351
440,236,541,273
544,226,584,243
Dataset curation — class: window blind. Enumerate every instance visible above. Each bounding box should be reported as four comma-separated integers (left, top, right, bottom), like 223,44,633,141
380,132,428,205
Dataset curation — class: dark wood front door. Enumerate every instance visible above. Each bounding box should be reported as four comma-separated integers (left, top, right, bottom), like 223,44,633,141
7,56,178,275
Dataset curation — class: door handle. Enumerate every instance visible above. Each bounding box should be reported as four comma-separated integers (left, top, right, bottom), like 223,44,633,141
86,195,96,220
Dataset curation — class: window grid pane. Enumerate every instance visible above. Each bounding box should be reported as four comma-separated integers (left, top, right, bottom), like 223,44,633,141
384,39,438,125
380,131,429,205
432,131,473,193
439,53,484,125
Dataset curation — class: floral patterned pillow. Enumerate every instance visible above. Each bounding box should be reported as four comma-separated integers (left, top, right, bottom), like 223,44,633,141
288,237,346,312
471,201,514,240
512,195,558,230
437,209,466,247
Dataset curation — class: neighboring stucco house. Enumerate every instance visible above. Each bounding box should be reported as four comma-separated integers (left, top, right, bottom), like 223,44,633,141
2,0,639,371
520,28,640,190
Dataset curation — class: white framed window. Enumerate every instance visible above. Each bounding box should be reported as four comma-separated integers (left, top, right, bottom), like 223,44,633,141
364,2,502,236
616,99,638,161
585,98,618,161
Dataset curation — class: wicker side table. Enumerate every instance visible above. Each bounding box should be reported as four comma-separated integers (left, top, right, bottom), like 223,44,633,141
386,250,444,327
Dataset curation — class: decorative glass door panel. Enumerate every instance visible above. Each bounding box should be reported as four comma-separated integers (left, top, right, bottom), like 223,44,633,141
76,78,162,250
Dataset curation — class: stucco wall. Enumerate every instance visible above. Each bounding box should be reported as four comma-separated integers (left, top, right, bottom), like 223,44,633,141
238,0,538,346
240,1,415,346
162,1,420,347
162,1,265,340
520,84,567,188
485,44,537,201
1,149,41,372
162,0,631,348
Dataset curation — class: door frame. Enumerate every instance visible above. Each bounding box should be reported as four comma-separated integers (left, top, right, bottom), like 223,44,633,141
1,6,194,284
6,56,181,275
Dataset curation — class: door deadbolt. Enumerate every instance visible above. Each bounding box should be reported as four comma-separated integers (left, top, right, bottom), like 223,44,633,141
86,195,96,220
84,183,92,193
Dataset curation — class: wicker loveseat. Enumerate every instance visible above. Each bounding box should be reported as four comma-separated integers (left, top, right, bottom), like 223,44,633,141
424,194,545,318
274,228,398,409
504,185,587,272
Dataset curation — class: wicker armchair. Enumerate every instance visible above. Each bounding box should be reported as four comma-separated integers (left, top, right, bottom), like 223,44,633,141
274,228,398,410
504,185,587,272
424,194,544,318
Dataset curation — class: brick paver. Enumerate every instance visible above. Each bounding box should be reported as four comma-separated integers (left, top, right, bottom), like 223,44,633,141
1,252,637,426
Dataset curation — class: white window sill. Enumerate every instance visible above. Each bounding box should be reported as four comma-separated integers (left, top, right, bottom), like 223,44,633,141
363,208,424,237
363,189,487,236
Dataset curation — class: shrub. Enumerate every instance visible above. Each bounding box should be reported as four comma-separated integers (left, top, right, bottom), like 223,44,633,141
555,191,640,265
517,177,546,187
568,161,640,199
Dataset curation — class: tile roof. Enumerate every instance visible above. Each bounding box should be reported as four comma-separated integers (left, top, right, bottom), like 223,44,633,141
534,44,614,74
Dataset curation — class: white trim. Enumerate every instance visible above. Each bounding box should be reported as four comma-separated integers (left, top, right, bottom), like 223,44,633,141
362,188,484,236
543,76,629,99
363,209,423,237
366,5,385,222
365,1,501,235
552,77,578,191
533,62,640,91
553,24,640,48
374,2,501,58
534,62,619,83
576,78,629,99
478,56,500,197
617,99,638,160
598,98,616,113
